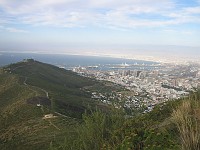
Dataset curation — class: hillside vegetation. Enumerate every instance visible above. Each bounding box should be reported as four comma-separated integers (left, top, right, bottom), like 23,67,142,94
50,91,200,150
0,60,200,150
0,59,122,150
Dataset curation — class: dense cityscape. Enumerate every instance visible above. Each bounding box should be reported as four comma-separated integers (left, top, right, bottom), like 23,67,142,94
72,62,200,112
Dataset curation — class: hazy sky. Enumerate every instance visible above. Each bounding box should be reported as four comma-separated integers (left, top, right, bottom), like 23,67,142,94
0,0,200,57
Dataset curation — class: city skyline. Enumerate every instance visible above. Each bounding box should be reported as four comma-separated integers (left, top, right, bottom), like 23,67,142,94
0,0,200,59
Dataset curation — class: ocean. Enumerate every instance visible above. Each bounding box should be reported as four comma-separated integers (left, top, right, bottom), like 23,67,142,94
0,52,159,71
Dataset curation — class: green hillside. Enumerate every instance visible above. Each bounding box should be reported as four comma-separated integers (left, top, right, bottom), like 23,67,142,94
0,59,122,150
4,59,96,117
2,59,119,118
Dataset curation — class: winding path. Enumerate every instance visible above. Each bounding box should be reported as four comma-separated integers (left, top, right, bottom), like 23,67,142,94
18,66,75,122
23,76,49,98
22,76,61,130
40,88,49,98
54,112,71,118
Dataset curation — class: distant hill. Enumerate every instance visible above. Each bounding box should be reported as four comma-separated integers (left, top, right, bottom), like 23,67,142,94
2,59,109,117
0,59,122,150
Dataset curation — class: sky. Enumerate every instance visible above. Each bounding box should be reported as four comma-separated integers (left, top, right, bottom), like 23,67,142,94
0,0,200,60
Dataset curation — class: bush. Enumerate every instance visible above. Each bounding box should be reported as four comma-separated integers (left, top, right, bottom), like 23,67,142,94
171,98,200,150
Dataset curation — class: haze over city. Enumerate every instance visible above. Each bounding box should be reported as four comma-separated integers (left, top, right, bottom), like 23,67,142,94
0,0,200,62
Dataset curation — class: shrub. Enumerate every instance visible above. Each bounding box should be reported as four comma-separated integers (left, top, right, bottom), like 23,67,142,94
171,99,200,150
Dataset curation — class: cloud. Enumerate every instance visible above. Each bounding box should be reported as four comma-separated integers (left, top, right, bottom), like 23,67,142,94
0,0,200,30
5,27,28,33
184,6,200,14
163,29,194,35
0,26,28,33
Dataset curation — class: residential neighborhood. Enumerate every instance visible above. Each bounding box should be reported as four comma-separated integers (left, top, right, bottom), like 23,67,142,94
73,63,200,112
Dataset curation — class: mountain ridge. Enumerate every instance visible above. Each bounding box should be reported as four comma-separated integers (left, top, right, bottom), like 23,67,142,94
0,59,119,150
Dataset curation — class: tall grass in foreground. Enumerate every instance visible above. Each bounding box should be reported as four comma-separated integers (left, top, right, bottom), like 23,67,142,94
171,96,200,150
74,108,125,150
50,108,125,150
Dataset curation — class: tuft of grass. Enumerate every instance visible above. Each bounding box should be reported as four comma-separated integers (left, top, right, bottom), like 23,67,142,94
171,97,200,150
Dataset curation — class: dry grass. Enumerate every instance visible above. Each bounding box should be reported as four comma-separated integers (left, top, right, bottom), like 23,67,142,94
171,99,200,150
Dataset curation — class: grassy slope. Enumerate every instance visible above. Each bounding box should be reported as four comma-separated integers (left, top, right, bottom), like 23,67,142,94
7,60,97,117
0,60,123,150
0,60,94,149
0,68,79,150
